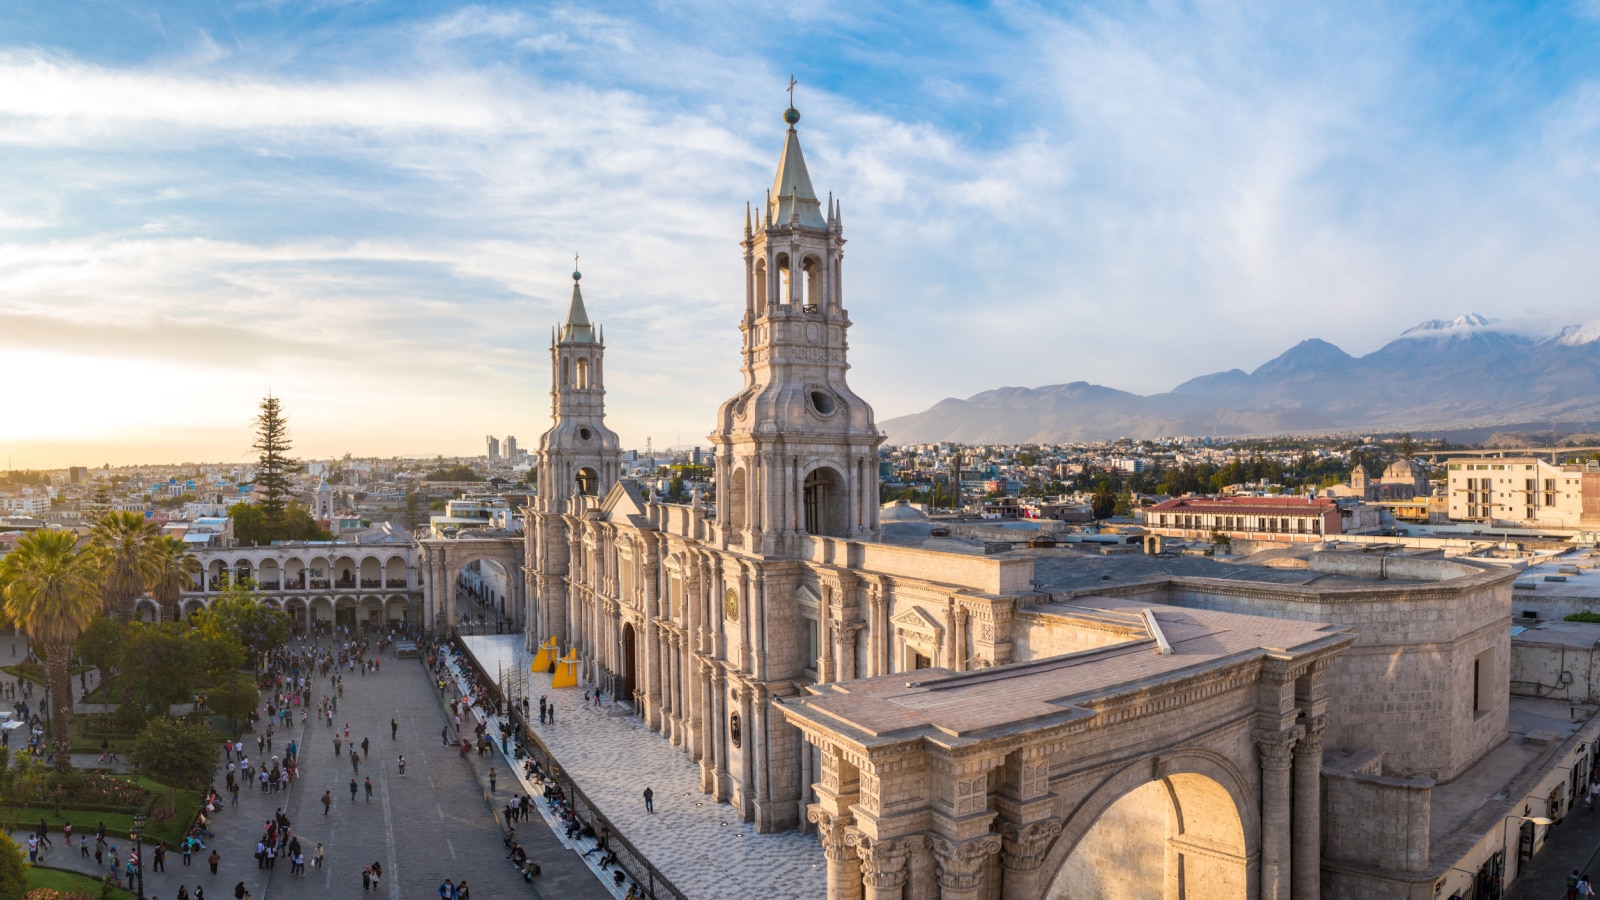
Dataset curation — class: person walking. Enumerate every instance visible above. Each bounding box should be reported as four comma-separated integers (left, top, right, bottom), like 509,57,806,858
438,878,456,899
351,749,360,773
364,777,373,802
643,786,654,813
361,737,369,757
457,879,469,899
391,718,398,740
397,755,406,777
349,777,359,802
208,849,220,874
489,767,497,794
322,790,332,815
314,843,324,869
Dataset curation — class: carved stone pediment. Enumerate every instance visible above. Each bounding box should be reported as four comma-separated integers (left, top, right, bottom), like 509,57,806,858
890,605,942,638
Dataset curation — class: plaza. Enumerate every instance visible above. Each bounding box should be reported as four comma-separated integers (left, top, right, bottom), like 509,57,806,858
2,633,610,900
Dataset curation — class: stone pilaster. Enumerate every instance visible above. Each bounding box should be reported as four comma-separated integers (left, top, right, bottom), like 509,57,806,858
849,833,923,900
1255,725,1303,900
931,835,1001,900
1293,715,1327,900
998,818,1063,899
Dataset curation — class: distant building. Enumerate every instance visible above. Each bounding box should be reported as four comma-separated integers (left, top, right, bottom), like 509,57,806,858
504,435,518,461
68,466,88,484
1143,495,1342,543
1326,458,1433,501
486,435,501,462
1445,457,1598,529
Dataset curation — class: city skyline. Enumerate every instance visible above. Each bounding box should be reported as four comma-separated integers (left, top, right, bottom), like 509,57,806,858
3,2,1599,468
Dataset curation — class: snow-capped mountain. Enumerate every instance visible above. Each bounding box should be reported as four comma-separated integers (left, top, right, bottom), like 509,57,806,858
882,316,1600,443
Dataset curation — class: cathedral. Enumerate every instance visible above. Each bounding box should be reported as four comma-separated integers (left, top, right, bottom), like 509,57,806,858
523,104,1527,900
526,100,886,833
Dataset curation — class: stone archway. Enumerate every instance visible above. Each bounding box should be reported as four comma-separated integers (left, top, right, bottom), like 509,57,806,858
1045,760,1254,900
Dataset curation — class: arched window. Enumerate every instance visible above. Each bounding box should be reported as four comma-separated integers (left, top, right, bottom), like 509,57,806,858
754,259,768,316
803,256,823,313
561,358,570,387
728,467,748,531
776,253,792,306
803,467,847,537
577,467,599,496
576,357,590,389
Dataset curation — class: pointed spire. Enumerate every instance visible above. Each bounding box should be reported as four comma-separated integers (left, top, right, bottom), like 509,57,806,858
560,264,595,343
744,202,752,237
770,105,827,229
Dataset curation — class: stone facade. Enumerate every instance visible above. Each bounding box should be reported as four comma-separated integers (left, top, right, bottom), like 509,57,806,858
520,104,1517,899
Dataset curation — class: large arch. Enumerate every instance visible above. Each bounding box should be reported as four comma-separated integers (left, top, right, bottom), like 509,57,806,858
1042,751,1259,900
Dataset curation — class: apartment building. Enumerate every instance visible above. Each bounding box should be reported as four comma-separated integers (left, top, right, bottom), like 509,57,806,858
1445,457,1600,529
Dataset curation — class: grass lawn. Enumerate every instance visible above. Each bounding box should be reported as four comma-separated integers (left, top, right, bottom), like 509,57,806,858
0,777,206,847
2,664,91,686
25,865,137,900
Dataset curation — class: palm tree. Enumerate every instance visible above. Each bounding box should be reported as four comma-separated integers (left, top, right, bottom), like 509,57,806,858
146,535,201,622
0,529,104,771
89,510,156,622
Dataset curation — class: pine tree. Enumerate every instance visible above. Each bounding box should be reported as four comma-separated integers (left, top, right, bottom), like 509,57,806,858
249,395,302,536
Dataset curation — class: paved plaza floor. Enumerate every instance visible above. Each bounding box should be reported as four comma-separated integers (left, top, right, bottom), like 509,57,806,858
3,634,610,900
459,635,827,900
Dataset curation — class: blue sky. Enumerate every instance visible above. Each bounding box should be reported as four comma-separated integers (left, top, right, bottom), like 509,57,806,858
2,1,1598,467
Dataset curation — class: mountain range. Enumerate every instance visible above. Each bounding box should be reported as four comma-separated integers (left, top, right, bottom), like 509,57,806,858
880,315,1600,444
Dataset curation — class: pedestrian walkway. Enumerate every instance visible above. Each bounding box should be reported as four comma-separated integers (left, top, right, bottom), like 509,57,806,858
1504,804,1600,899
459,635,827,900
7,634,609,900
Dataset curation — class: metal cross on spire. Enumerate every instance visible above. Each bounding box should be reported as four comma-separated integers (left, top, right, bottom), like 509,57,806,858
788,75,797,107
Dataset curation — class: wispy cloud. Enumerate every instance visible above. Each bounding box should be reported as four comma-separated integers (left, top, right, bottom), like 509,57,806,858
1,1,1598,466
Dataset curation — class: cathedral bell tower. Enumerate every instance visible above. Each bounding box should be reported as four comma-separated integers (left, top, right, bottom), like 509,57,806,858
536,268,622,513
711,103,883,554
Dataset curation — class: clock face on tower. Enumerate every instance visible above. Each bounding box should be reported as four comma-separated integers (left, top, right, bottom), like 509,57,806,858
725,588,739,622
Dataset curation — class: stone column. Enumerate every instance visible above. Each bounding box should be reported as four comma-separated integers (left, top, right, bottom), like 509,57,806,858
998,819,1064,900
1293,716,1327,900
851,834,923,900
809,807,862,900
1255,726,1303,900
712,672,731,802
931,835,1001,900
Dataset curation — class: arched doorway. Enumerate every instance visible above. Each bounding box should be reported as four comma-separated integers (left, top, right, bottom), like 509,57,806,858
1047,772,1248,899
620,622,638,704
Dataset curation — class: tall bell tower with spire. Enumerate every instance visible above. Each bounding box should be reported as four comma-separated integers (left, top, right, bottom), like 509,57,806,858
712,97,883,554
530,266,622,646
537,264,622,511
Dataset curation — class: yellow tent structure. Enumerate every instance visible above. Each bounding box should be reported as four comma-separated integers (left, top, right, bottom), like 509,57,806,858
530,637,558,673
551,650,580,688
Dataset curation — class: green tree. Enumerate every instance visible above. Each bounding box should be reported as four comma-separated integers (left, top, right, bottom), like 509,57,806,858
88,510,156,623
249,394,302,535
228,502,268,547
195,582,289,674
423,464,483,482
146,535,200,622
0,530,103,771
400,492,425,532
665,474,687,503
0,831,26,900
1398,432,1416,460
74,615,124,702
280,502,333,542
121,623,201,717
129,716,219,805
1090,488,1116,520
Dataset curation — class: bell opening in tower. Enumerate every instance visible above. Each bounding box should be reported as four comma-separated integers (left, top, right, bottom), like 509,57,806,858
803,466,846,537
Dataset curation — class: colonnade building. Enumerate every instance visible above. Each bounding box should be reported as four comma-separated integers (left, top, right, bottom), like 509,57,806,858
521,105,1525,900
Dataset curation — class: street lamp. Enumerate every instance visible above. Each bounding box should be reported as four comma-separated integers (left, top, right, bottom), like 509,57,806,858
129,812,147,900
1501,813,1554,891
